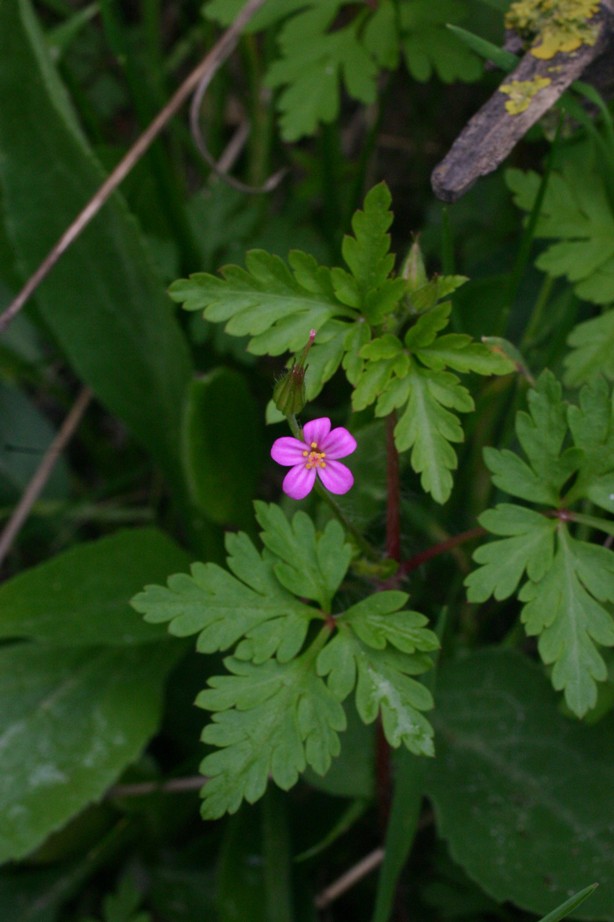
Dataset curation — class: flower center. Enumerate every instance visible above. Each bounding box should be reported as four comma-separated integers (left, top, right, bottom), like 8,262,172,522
303,441,326,470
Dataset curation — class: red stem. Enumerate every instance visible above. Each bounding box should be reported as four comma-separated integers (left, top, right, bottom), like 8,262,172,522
376,415,402,829
386,414,401,562
398,525,486,576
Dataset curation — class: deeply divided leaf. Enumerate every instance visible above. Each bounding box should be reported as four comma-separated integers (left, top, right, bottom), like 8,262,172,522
467,373,614,715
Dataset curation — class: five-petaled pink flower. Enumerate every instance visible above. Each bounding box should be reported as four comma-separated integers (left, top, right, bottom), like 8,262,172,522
271,417,357,500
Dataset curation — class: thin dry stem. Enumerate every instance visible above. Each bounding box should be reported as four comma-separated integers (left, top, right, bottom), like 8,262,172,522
0,0,269,335
109,776,205,797
315,847,384,909
0,387,92,569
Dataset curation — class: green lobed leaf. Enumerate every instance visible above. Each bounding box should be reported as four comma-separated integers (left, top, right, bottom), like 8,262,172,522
0,0,192,487
0,642,181,862
424,649,614,917
264,2,378,141
318,632,435,755
520,527,614,717
467,375,614,715
131,539,317,663
566,376,614,514
398,0,482,83
340,183,402,320
465,504,557,602
483,371,583,506
169,249,350,362
197,654,346,819
507,147,614,305
0,529,191,646
564,311,614,387
393,365,471,504
255,502,352,610
352,299,509,503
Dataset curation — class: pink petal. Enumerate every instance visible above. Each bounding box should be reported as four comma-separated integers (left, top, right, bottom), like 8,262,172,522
321,426,357,459
283,464,317,500
271,436,308,466
317,460,354,495
302,417,331,446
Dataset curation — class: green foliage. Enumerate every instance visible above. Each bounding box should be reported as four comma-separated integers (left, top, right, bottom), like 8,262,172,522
204,0,480,140
0,0,193,489
398,0,483,82
4,0,614,915
507,145,614,305
172,184,513,503
181,368,263,529
81,876,152,922
354,301,514,502
425,649,614,917
0,530,188,862
132,502,438,817
466,372,614,715
564,310,614,386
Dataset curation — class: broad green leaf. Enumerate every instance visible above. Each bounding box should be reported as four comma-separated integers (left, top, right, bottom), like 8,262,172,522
424,649,614,917
564,311,614,387
520,528,614,717
0,381,69,504
197,654,346,818
507,148,614,304
0,529,190,646
181,369,262,529
0,642,181,862
0,0,192,486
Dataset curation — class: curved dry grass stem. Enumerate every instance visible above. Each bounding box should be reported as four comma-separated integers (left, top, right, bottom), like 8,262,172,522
0,0,269,335
0,386,93,570
314,847,385,909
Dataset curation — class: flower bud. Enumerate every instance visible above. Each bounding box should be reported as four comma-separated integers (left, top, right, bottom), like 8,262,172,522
272,330,316,416
401,236,427,293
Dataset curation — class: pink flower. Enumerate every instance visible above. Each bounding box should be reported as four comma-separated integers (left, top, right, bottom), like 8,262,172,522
271,417,357,500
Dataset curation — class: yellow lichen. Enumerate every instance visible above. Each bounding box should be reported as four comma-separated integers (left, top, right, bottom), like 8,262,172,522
505,0,600,59
500,76,552,114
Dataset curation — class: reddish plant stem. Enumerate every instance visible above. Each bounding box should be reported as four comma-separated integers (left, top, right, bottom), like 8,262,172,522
376,415,402,830
385,414,401,563
399,525,487,576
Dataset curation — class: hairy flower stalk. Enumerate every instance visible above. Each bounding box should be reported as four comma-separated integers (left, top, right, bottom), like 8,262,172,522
271,417,356,500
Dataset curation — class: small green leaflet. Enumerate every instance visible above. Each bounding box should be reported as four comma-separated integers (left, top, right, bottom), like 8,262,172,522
466,372,614,716
353,301,514,503
132,503,438,816
398,0,482,83
506,146,614,305
564,310,614,387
